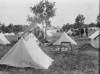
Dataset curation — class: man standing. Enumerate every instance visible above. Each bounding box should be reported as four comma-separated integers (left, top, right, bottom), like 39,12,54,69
80,28,84,37
85,27,88,37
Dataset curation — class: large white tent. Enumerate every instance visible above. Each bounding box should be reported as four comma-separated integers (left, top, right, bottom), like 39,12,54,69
0,33,54,69
53,32,77,45
88,29,99,48
0,33,10,45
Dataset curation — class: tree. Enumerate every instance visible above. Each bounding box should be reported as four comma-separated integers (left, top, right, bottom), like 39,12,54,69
4,27,11,33
96,13,100,27
62,23,70,31
28,0,56,43
72,23,79,29
0,24,6,33
7,23,14,32
22,25,29,31
89,22,96,27
13,25,23,33
75,14,85,34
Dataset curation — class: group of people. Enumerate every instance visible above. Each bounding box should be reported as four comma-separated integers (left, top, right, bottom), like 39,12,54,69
80,27,88,37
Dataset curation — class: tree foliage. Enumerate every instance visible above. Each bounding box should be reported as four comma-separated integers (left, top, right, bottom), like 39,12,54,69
0,24,6,32
28,0,56,41
62,23,71,31
30,0,56,23
28,0,56,26
89,22,96,27
0,23,29,33
75,14,85,29
96,13,100,27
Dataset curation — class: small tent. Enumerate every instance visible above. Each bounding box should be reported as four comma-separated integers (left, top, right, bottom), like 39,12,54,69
8,32,15,36
4,33,9,36
25,33,39,45
46,30,52,37
66,29,73,35
0,33,53,69
53,32,77,45
88,29,99,48
0,33,10,45
18,32,24,35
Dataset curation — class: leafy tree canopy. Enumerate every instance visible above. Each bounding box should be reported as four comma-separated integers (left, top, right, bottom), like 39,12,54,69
75,14,85,29
96,13,100,27
28,0,56,26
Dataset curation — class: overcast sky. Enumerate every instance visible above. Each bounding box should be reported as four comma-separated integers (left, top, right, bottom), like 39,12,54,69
0,0,99,27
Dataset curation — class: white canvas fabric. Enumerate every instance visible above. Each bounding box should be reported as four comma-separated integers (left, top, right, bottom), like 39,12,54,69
24,33,38,41
0,33,10,45
90,36,99,48
66,29,73,35
4,33,9,36
24,33,39,45
47,30,52,37
8,33,15,35
18,32,24,35
89,29,99,39
89,29,99,48
53,32,77,45
37,23,43,29
0,34,53,69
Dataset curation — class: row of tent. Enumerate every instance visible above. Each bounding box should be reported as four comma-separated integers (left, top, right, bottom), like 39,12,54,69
66,27,99,36
0,27,99,70
0,30,77,70
1,29,99,48
88,27,99,31
55,29,99,49
4,32,25,36
0,33,53,69
4,33,15,36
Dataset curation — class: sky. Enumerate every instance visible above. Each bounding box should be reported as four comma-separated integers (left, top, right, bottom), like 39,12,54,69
0,0,99,27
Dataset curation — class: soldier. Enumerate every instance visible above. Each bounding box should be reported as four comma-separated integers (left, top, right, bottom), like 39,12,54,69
85,27,88,37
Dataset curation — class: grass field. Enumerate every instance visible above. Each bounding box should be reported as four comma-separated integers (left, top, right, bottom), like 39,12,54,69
0,30,99,74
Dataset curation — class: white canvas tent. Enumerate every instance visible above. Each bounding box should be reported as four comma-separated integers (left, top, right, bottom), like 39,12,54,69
4,33,9,36
8,32,15,35
0,33,10,45
66,29,73,35
18,32,24,35
0,33,54,69
25,33,39,45
53,32,77,45
88,29,99,48
46,30,52,37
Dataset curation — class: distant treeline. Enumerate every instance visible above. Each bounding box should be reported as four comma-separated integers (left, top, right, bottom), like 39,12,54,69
0,23,29,33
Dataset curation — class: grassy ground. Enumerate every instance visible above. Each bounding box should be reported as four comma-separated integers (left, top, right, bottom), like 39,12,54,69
0,30,99,74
